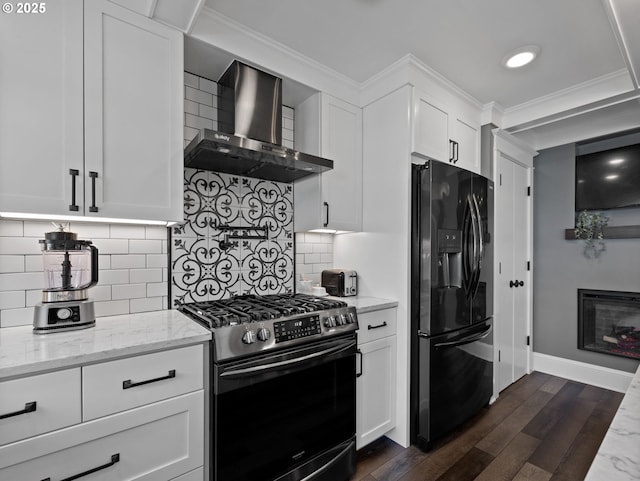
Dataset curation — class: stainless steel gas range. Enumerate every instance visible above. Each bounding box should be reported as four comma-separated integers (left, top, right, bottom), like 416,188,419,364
179,294,359,481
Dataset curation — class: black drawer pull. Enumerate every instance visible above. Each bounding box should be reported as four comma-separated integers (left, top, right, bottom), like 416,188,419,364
41,453,120,481
0,401,37,420
367,321,388,330
356,349,363,378
122,369,176,389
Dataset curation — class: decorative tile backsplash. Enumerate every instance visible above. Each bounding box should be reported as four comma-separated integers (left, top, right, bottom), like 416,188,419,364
170,169,294,306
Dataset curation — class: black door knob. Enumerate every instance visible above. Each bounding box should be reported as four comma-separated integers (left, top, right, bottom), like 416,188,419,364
509,280,516,288
518,280,524,287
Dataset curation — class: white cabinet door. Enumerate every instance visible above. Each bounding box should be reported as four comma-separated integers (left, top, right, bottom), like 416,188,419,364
413,90,480,174
495,151,531,392
452,115,480,174
0,391,204,480
413,93,450,163
84,0,184,222
0,0,84,216
294,93,362,232
356,335,396,449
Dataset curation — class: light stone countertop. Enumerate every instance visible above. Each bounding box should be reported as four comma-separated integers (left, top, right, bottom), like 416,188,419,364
584,362,640,481
328,295,399,313
0,310,211,380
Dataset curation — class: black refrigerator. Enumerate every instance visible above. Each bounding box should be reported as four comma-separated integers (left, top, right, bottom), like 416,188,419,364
410,160,494,451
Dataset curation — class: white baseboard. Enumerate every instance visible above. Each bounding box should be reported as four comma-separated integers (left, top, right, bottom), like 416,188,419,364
532,352,634,393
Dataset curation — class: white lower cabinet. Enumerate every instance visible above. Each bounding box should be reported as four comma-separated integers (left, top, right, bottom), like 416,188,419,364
0,344,205,480
356,308,397,449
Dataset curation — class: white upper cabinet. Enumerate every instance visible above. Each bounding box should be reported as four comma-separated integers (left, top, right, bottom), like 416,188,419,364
0,0,184,223
0,0,84,216
294,93,363,232
412,89,480,174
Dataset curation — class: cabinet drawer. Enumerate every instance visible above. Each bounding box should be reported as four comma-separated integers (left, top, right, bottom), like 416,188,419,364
357,308,397,344
0,391,204,480
83,344,203,421
0,368,81,446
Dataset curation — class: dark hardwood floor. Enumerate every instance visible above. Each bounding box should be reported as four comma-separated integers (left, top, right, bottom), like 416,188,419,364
353,372,624,481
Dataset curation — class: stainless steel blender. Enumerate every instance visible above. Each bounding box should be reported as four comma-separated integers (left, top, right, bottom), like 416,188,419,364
33,225,99,334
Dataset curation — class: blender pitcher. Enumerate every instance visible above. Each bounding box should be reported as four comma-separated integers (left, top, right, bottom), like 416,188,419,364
33,225,99,333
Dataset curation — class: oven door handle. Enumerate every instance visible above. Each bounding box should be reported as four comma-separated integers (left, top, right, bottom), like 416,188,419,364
220,340,356,378
299,440,355,481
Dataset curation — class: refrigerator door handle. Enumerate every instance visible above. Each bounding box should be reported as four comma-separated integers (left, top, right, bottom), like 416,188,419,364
470,193,484,297
433,324,492,349
463,194,480,298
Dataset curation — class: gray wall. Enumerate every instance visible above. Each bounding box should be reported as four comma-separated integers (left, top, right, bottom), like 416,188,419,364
533,141,640,374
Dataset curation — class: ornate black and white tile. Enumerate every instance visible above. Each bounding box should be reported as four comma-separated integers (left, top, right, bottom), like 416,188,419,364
170,169,295,306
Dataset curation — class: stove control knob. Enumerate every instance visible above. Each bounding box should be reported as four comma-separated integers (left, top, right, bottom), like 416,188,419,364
242,330,256,344
339,314,348,325
348,312,357,324
257,327,271,342
324,316,337,328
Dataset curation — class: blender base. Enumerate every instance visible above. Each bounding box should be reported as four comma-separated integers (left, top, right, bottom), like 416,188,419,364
33,299,96,334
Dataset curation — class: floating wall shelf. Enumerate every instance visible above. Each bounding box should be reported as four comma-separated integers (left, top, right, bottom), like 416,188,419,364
564,225,640,240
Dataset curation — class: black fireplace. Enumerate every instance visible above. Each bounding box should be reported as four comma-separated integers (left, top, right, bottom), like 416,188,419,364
578,289,640,360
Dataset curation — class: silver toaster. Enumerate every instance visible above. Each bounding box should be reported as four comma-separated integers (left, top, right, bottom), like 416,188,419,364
321,269,357,297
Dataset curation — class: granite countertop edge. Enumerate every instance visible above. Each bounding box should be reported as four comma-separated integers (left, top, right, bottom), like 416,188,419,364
0,310,211,380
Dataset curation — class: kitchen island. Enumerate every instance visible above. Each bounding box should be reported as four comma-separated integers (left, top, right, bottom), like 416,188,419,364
584,362,640,481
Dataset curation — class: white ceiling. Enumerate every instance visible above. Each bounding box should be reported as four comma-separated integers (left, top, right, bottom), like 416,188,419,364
182,0,640,147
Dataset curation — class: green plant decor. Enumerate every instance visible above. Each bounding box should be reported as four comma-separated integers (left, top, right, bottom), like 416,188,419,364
575,210,609,258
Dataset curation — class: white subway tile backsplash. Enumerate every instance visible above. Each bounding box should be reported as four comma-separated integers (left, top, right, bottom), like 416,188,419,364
185,113,214,130
130,297,163,314
94,300,129,318
294,233,334,289
184,72,199,88
90,285,112,302
198,77,217,94
1,307,33,327
25,289,41,307
145,226,168,240
199,104,217,122
112,283,147,300
185,86,213,106
0,291,25,310
110,224,146,239
0,272,42,291
296,243,312,254
22,220,54,238
129,239,163,254
0,255,24,273
304,253,321,264
99,269,130,286
147,282,166,297
111,254,146,269
184,126,200,143
283,106,294,119
0,220,24,236
130,268,163,284
184,99,199,116
93,239,129,254
283,117,294,130
146,254,167,268
68,223,111,239
312,243,329,253
24,255,42,272
98,255,111,270
0,237,41,255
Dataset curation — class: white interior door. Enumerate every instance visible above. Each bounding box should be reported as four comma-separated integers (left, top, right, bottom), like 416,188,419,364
495,152,530,392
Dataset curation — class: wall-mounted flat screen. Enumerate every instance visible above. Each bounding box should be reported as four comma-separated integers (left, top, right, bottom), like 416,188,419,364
575,143,640,211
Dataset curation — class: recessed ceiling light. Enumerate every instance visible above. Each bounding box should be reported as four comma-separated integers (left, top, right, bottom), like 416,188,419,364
608,158,625,164
502,45,540,69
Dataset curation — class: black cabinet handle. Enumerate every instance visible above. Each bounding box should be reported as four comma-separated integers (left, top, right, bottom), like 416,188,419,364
323,201,329,227
367,321,388,330
0,401,36,420
69,169,79,212
453,140,459,164
518,280,524,287
509,280,525,288
449,139,455,162
356,349,363,378
89,171,98,213
41,453,120,481
122,369,176,389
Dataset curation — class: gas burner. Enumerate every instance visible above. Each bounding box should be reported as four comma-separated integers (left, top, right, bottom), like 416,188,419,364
178,293,357,362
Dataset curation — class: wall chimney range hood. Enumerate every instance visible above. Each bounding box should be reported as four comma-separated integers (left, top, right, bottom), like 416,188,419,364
184,61,333,183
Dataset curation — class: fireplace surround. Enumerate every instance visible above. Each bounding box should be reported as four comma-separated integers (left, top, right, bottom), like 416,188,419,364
578,289,640,360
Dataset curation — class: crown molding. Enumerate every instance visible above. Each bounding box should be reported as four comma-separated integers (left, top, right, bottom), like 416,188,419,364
502,69,634,129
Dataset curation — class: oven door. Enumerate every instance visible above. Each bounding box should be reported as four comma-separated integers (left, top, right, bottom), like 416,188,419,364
213,335,357,481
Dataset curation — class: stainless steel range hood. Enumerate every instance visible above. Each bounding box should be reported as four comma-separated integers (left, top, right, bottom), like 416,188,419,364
184,61,333,183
